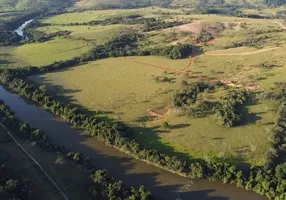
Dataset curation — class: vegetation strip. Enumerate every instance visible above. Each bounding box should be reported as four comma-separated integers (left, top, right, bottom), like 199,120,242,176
0,99,153,200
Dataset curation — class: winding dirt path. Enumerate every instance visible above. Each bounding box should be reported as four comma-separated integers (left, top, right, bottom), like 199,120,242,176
120,57,181,73
273,21,286,30
181,56,195,73
206,47,281,56
122,20,286,95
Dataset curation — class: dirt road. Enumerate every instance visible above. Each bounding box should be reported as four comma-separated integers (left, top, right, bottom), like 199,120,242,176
120,57,182,73
181,56,195,73
206,47,281,56
273,21,286,30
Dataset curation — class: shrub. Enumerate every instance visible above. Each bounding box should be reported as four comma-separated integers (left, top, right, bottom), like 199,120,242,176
160,121,169,129
215,90,247,127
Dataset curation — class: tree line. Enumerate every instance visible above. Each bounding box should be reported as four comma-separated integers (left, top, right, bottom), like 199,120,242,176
0,99,153,200
45,14,152,26
224,35,274,49
0,31,22,46
0,32,192,78
42,14,186,32
0,71,286,199
24,28,71,43
262,82,286,168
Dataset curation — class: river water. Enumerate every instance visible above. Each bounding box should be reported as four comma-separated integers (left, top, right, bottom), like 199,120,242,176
14,19,33,37
0,85,266,200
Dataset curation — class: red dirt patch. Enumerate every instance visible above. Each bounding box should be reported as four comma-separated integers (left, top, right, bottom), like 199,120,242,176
146,108,164,118
181,56,195,73
174,21,202,34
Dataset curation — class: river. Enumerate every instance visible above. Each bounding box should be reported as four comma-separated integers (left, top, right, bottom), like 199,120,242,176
14,19,33,37
0,86,266,200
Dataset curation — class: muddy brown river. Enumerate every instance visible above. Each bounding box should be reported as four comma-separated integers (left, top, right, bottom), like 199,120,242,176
0,86,266,200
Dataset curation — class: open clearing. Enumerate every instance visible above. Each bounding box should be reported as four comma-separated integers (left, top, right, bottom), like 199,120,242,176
0,38,92,68
30,50,283,165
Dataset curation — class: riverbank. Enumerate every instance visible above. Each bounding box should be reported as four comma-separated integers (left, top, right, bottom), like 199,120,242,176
0,123,94,200
1,12,285,200
0,98,152,200
0,85,267,200
15,19,33,37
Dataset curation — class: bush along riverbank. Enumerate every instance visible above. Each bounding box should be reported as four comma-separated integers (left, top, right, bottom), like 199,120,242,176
0,71,286,199
0,99,153,200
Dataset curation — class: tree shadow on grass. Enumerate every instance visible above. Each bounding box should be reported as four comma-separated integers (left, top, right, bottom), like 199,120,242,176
28,70,248,167
0,59,14,65
25,64,261,184
126,125,204,163
171,123,190,129
16,69,267,200
238,96,264,126
135,116,156,123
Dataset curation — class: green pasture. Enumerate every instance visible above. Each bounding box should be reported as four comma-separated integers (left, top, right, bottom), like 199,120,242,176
29,51,283,166
0,38,92,68
41,7,184,24
4,5,286,167
36,24,137,44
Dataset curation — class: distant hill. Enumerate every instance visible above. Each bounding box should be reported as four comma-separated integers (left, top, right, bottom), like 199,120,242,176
75,0,286,9
0,0,284,12
0,0,71,12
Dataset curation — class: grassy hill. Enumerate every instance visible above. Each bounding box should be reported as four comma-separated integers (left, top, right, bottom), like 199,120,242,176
75,0,285,9
0,0,71,12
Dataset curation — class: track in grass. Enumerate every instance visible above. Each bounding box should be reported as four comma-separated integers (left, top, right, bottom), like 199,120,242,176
0,122,70,200
206,47,281,56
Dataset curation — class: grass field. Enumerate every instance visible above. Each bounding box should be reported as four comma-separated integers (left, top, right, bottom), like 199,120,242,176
29,48,286,166
41,7,186,24
74,0,265,9
4,4,285,167
38,10,286,51
0,38,92,68
36,24,137,44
